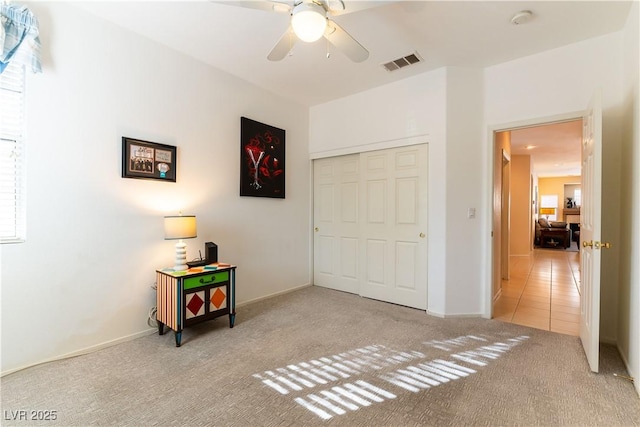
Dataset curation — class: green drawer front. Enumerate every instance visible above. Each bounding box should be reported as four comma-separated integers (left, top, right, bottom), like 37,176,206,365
184,271,229,290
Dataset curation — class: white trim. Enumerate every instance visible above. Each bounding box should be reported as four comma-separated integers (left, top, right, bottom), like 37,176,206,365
309,134,429,160
1,329,156,377
427,310,484,319
615,343,637,391
490,111,584,133
2,283,313,377
309,159,315,286
427,309,445,318
236,283,312,308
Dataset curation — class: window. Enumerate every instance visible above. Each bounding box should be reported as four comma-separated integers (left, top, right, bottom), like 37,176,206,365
540,194,558,221
0,61,26,243
573,189,582,207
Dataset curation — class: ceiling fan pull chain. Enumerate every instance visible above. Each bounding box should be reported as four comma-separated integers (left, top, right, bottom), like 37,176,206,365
289,28,294,57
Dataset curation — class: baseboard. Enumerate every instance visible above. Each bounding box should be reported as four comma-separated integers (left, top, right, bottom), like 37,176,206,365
2,283,315,377
1,329,156,377
3,284,316,377
614,342,639,397
442,313,484,318
236,283,312,308
3,283,314,378
426,310,484,319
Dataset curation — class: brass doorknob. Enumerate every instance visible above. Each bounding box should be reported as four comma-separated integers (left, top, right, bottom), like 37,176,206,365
419,232,425,238
594,241,612,249
314,227,319,232
583,240,612,249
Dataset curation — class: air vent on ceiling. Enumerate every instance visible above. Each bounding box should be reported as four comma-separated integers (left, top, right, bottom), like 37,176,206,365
382,52,422,72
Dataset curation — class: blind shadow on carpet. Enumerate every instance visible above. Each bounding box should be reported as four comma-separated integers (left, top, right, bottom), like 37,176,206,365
1,286,637,426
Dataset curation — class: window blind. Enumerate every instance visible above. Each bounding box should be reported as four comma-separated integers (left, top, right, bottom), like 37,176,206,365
574,189,582,207
0,61,26,243
540,194,558,221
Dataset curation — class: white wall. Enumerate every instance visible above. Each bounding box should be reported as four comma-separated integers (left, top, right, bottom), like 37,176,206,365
310,67,487,317
311,11,636,383
619,0,640,396
444,67,484,315
0,2,310,374
311,29,631,331
3,1,636,383
310,69,450,316
484,32,625,343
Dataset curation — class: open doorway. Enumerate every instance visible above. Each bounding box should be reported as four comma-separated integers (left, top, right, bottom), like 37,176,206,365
491,118,583,336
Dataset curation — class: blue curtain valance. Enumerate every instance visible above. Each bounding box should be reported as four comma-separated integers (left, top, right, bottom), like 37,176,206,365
1,2,42,73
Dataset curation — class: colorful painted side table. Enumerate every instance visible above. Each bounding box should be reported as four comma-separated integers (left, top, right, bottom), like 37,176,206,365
156,263,236,347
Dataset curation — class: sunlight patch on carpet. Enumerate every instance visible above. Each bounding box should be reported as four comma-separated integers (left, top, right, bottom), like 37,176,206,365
252,334,529,420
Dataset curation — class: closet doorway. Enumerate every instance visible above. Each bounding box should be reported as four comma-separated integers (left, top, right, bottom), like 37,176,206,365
313,144,428,310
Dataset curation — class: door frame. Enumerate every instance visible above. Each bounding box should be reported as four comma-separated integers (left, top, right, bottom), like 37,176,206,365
485,110,585,318
501,149,511,281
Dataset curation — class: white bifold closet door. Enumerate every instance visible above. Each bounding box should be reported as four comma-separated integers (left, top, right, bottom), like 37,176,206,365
313,153,361,295
313,145,428,310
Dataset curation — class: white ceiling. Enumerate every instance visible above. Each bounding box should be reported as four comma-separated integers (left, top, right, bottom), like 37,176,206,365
69,0,632,176
510,120,583,178
71,0,632,107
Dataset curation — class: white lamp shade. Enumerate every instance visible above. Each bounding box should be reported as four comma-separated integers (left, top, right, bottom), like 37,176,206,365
291,2,327,42
164,215,197,240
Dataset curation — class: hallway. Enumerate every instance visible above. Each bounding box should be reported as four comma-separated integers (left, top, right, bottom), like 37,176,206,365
493,247,581,336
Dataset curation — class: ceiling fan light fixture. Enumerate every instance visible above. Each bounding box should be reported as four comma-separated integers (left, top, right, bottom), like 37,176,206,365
291,2,327,43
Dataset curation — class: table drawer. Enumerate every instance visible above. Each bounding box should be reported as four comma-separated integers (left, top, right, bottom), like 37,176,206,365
184,271,229,290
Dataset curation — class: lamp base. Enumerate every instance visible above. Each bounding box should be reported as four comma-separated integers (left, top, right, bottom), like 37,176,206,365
173,240,188,271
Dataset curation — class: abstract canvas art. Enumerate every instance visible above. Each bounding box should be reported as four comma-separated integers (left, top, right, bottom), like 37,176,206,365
240,117,285,198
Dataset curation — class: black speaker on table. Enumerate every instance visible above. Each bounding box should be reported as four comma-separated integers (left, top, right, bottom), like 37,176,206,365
205,242,218,263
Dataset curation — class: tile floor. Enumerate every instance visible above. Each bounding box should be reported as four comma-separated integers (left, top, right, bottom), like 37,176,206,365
493,243,581,336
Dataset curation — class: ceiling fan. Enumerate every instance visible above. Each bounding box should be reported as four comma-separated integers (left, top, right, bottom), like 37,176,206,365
222,0,370,62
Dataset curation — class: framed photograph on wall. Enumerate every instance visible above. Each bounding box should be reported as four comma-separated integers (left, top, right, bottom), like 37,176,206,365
240,117,285,198
122,137,177,182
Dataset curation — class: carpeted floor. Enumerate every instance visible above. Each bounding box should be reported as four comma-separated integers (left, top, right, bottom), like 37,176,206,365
1,286,638,426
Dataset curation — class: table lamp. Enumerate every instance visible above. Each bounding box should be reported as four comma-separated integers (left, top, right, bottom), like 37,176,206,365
164,214,197,271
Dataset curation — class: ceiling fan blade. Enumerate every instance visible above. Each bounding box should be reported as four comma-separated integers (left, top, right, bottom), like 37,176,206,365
268,27,298,61
323,20,369,62
324,0,345,13
214,1,292,14
325,0,394,16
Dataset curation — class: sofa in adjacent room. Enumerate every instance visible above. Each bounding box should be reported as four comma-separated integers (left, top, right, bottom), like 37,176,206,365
535,218,571,249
